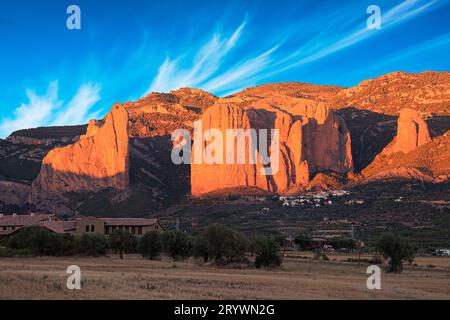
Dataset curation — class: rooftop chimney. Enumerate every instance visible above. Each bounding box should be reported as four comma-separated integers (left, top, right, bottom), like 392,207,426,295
30,213,35,217
0,213,3,217
13,213,17,217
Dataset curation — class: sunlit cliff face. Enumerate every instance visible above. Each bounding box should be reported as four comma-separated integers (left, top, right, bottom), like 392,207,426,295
12,72,448,214
32,105,130,201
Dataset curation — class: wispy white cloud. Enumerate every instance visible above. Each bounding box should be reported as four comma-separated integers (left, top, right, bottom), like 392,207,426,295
202,45,279,95
52,83,101,126
2,0,445,138
0,82,101,138
144,18,248,94
270,0,444,74
145,0,445,97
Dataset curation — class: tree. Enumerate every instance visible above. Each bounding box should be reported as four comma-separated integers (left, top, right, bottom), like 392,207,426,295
162,231,192,261
7,226,62,256
222,230,248,263
202,224,230,261
376,234,415,273
201,224,248,262
253,236,282,268
138,231,162,260
109,230,138,259
193,235,209,262
77,233,108,256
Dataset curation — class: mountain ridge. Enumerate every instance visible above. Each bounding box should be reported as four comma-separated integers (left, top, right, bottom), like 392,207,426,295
1,71,449,216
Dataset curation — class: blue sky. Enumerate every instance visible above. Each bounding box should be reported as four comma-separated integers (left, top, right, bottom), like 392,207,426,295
1,0,450,137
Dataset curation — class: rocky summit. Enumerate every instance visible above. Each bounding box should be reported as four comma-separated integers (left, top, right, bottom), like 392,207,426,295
0,71,449,216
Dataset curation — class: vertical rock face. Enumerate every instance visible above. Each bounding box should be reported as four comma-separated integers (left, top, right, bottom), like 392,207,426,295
383,108,431,154
32,105,130,200
190,105,260,195
190,99,353,196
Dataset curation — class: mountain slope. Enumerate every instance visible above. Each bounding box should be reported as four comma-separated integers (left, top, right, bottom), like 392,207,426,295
0,71,449,216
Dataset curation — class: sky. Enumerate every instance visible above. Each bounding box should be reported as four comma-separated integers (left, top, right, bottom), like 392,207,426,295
0,0,449,137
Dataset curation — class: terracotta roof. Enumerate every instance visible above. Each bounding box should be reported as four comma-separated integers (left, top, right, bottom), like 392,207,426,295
0,214,56,227
100,218,158,226
38,221,76,234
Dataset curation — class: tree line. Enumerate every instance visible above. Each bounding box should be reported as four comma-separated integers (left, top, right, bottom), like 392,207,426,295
0,224,282,268
0,224,415,272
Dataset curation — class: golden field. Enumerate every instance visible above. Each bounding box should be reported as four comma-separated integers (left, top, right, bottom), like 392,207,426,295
0,253,449,300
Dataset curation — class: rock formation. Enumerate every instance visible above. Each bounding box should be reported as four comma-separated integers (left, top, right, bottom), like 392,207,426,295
362,129,450,181
0,72,448,215
0,181,31,206
361,109,449,182
333,71,450,116
32,105,130,200
191,97,353,195
382,108,431,154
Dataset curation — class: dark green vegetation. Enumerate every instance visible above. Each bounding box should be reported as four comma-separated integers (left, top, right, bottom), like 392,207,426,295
253,236,283,268
0,224,283,268
376,234,415,273
109,229,138,259
154,181,450,250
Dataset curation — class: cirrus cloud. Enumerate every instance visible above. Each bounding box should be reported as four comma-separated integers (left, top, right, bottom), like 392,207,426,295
0,81,101,138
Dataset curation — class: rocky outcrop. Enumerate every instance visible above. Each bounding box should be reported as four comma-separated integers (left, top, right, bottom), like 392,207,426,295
32,105,130,200
333,71,450,116
362,108,449,181
1,72,448,215
363,130,450,179
363,167,434,183
0,181,31,206
191,98,353,195
382,108,431,154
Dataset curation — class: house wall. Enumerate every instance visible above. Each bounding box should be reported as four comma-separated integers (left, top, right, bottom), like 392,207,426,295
75,217,105,235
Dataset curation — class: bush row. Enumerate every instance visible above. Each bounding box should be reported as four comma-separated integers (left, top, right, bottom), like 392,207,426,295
1,224,282,268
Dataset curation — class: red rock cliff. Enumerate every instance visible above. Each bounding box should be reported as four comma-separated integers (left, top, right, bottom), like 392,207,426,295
32,105,129,200
382,108,431,155
191,97,353,195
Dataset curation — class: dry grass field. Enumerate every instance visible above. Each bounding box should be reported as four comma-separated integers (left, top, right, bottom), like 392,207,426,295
0,253,449,300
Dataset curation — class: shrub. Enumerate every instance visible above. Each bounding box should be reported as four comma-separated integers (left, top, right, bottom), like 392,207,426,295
222,230,248,263
138,231,162,260
7,226,63,256
193,235,209,262
109,230,138,259
253,236,282,268
376,233,415,273
202,224,248,263
77,233,108,256
161,231,192,261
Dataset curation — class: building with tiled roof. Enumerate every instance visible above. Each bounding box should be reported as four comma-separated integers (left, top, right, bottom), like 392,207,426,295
75,216,163,236
0,213,58,237
0,214,163,238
